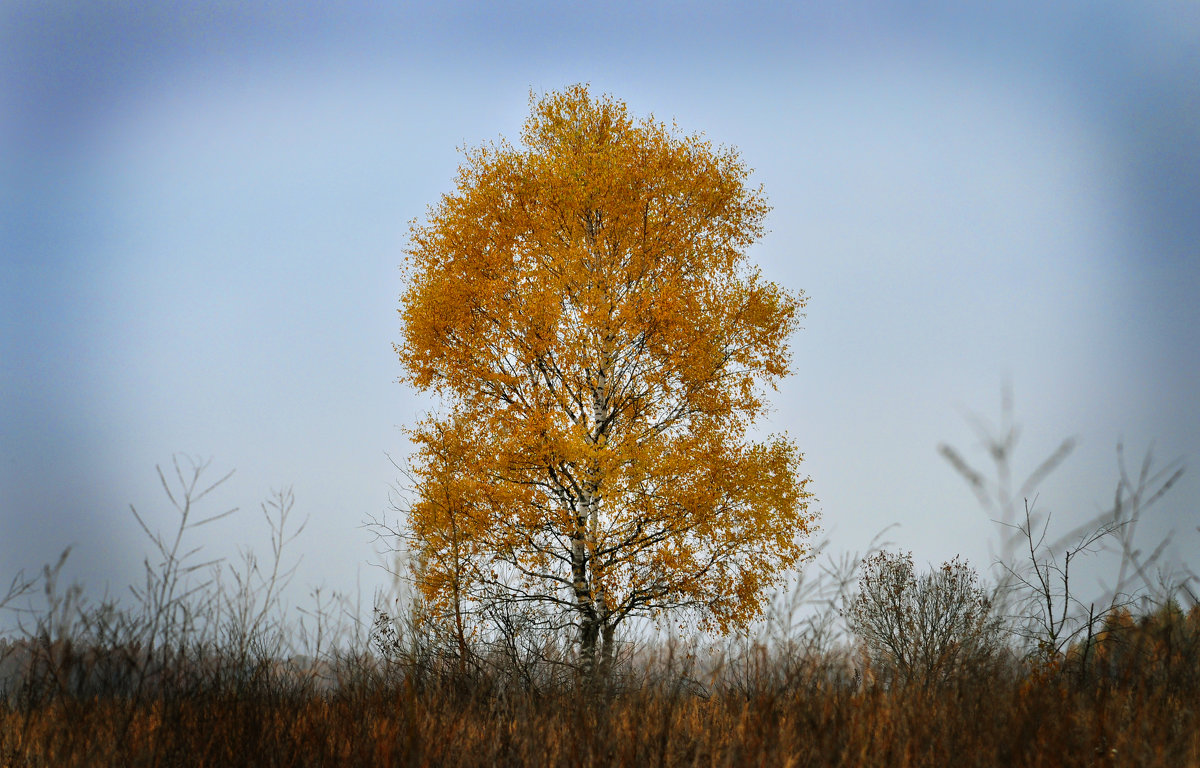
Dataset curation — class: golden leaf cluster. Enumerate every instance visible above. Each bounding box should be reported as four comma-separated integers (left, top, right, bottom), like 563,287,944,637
397,85,815,639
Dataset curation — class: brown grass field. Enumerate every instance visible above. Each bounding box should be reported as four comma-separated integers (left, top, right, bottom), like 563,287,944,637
1,600,1198,768
2,446,1195,767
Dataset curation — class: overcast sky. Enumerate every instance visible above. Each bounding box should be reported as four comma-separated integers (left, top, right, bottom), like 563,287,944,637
3,1,1198,629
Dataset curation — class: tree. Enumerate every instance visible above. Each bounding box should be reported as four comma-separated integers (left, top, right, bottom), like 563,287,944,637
846,551,1003,688
396,86,814,680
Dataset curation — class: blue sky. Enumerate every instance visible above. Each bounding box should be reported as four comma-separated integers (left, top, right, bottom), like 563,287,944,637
3,1,1198,624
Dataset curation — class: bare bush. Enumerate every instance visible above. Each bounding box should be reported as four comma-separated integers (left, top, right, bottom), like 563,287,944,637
939,388,1189,665
846,551,1003,688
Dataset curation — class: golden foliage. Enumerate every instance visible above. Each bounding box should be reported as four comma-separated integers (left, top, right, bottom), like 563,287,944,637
397,85,814,646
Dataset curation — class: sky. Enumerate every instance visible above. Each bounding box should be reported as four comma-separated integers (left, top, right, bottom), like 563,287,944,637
3,1,1199,633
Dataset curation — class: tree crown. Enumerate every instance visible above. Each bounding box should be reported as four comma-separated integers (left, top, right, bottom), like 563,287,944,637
397,85,813,647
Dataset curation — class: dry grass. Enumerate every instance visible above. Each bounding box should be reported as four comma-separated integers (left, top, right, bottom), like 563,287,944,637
1,604,1198,767
2,439,1196,767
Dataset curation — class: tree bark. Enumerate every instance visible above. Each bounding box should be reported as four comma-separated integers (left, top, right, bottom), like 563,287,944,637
598,622,616,682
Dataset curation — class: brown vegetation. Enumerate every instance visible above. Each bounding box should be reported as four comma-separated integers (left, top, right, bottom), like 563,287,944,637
2,393,1195,766
2,612,1199,767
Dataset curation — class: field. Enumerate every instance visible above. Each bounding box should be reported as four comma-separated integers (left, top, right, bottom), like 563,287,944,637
1,605,1198,767
2,443,1196,767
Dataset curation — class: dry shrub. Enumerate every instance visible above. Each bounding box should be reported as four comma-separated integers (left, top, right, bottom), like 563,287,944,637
846,551,1004,690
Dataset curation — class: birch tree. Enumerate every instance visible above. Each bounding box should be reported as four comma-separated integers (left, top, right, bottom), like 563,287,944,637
397,85,815,679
